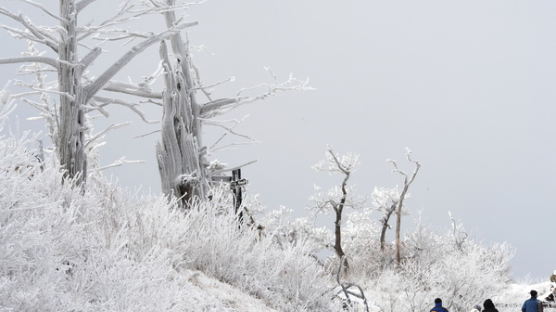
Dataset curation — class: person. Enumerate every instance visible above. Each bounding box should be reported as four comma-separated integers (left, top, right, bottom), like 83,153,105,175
482,299,498,312
431,298,449,312
522,290,544,312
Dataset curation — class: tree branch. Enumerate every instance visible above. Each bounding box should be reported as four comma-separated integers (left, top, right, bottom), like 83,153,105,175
92,95,159,124
0,56,59,68
14,0,66,23
76,0,98,13
0,8,59,52
85,22,198,100
102,81,163,99
200,98,237,117
79,47,102,68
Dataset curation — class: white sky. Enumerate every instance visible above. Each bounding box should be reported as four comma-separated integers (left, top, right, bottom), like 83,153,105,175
1,0,555,280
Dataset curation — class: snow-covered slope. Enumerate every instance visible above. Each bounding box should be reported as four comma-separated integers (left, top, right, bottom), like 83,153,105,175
0,132,333,312
176,270,277,311
494,282,556,312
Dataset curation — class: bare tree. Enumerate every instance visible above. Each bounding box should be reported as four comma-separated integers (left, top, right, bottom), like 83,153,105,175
388,149,421,266
371,187,400,251
312,148,360,270
100,0,311,205
0,1,197,187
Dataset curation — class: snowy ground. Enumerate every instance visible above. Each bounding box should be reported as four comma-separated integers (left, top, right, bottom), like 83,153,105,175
180,270,277,312
494,282,556,312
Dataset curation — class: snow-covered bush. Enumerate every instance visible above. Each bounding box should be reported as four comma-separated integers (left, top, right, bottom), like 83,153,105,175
0,132,334,311
301,150,514,312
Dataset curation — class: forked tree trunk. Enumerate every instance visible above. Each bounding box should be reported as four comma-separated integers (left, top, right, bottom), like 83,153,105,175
57,0,87,186
156,41,205,206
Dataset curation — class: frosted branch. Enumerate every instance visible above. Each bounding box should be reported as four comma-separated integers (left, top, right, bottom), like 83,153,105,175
0,8,59,52
85,122,130,148
85,21,198,100
92,156,144,172
103,81,163,99
0,56,59,68
76,0,98,13
14,0,66,23
79,47,102,68
91,95,159,124
200,71,312,118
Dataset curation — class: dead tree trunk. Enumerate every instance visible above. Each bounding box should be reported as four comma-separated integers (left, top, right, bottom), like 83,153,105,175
334,207,346,260
156,41,205,206
57,0,87,186
155,0,208,205
379,203,396,251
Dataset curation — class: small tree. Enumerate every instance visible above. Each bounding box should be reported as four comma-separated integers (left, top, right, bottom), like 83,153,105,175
0,1,196,187
388,149,421,266
372,186,400,251
311,148,360,270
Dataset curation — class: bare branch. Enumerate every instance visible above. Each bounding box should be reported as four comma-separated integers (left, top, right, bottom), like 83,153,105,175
92,156,144,172
85,122,130,148
14,0,66,23
79,47,102,68
92,95,159,124
200,98,237,116
85,21,198,100
102,81,163,99
199,72,311,118
202,119,256,142
134,129,160,139
0,8,59,52
210,160,257,175
0,56,59,68
76,0,98,13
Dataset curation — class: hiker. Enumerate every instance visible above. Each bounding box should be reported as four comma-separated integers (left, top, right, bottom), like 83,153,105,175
522,290,544,312
482,299,498,312
431,298,449,312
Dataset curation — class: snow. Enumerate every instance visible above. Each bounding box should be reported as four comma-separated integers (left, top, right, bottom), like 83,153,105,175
179,270,277,312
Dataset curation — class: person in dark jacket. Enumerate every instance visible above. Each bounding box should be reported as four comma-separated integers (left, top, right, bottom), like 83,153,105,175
522,290,544,312
482,299,499,312
431,298,449,312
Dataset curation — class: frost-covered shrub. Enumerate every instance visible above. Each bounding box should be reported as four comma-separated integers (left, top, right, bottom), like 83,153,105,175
0,132,333,312
340,220,514,312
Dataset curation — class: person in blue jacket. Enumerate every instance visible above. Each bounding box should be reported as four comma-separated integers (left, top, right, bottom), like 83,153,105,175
431,298,449,312
522,290,544,312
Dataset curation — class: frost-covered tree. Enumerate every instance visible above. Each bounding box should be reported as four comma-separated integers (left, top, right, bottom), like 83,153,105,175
372,186,400,251
388,149,420,265
101,0,311,205
311,148,361,269
0,1,196,187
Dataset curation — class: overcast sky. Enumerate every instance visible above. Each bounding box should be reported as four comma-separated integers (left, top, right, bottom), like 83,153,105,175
1,0,555,280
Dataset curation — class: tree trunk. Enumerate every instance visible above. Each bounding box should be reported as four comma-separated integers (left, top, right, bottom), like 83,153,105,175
379,204,396,251
156,1,208,205
334,206,348,271
395,205,402,265
156,41,204,206
57,0,87,186
334,208,345,259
